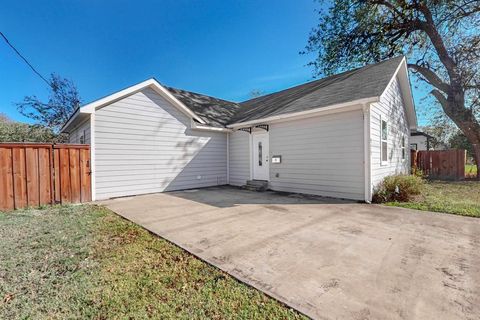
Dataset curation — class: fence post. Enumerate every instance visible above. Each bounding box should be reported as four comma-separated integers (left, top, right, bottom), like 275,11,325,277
410,149,418,173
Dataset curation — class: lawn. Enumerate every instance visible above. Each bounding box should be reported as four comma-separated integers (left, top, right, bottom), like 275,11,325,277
465,164,478,178
385,180,480,218
0,205,306,320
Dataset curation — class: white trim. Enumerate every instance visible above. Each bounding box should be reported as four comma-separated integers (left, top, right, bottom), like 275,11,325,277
248,132,253,180
90,113,96,201
363,104,372,203
227,97,378,128
226,132,230,184
61,109,80,133
62,78,206,134
381,57,405,97
380,57,418,131
251,130,270,181
190,120,232,132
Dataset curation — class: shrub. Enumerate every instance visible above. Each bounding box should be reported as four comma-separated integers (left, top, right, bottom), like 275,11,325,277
373,174,424,203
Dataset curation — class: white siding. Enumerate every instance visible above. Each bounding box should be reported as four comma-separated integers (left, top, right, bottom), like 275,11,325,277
94,88,227,200
68,118,91,144
269,109,365,200
228,130,250,186
370,76,410,189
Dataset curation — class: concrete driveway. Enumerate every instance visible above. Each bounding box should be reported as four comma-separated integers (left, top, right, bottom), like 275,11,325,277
102,186,480,320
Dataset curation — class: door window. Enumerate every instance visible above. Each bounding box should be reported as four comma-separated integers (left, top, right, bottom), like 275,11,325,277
258,142,262,166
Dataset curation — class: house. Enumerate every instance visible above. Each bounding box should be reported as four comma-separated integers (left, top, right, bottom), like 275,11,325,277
61,56,417,202
410,131,434,150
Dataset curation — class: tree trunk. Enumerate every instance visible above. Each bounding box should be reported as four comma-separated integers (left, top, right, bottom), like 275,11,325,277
446,113,480,180
432,86,480,180
472,143,480,180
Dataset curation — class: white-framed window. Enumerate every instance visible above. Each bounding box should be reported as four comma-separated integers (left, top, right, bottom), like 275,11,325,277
381,118,388,165
401,135,406,161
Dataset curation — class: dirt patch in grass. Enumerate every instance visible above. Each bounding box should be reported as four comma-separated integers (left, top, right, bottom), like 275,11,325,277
0,205,306,319
385,180,480,218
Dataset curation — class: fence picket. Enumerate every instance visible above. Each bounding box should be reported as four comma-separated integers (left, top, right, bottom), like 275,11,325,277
411,149,466,180
0,143,90,211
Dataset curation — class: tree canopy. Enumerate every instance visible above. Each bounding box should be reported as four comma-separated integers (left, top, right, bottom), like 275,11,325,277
304,0,480,177
16,74,81,133
0,113,66,143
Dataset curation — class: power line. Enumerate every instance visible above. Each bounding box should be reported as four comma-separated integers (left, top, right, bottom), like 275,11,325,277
0,31,51,87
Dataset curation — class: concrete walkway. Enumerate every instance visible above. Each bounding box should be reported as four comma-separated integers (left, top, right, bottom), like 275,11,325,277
102,186,480,320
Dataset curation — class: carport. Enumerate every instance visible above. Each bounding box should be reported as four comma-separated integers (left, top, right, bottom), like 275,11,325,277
102,186,480,320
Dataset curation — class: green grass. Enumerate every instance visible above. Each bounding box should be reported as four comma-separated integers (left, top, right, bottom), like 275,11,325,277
385,180,480,218
465,164,478,177
0,205,306,320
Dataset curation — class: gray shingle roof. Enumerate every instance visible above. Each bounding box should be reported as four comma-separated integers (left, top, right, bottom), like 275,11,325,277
231,56,404,124
166,56,404,127
165,86,241,127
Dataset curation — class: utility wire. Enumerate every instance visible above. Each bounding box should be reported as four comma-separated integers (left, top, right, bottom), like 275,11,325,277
0,31,51,87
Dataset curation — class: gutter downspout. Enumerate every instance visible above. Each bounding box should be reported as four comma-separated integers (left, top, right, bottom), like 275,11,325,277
363,103,372,203
90,113,96,201
226,132,230,185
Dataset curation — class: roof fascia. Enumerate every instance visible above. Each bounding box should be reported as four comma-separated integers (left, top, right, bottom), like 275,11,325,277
380,57,418,131
227,96,379,128
190,120,232,132
60,108,81,133
81,78,206,124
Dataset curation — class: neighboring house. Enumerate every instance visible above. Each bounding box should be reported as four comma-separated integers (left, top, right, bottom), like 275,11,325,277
62,56,416,202
410,131,433,150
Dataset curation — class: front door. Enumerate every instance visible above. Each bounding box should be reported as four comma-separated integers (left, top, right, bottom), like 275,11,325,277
252,131,269,180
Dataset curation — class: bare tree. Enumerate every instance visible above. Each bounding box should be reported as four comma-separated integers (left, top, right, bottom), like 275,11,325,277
17,74,81,132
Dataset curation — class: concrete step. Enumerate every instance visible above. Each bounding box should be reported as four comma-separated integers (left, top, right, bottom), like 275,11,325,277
246,179,268,187
244,180,268,192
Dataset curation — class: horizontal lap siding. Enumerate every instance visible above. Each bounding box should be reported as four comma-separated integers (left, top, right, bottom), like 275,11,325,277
228,130,250,186
94,88,227,200
269,109,365,200
370,77,410,189
68,119,91,144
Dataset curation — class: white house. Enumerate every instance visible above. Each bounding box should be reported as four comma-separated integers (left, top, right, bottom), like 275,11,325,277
61,56,417,202
410,131,434,150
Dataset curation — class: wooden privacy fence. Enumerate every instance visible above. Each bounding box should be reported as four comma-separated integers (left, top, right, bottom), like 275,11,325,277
411,149,466,180
0,143,91,211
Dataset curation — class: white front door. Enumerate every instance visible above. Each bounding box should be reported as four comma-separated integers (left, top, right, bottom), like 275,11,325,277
252,131,269,180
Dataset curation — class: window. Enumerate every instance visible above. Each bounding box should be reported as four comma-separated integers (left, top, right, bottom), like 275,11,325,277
410,143,418,150
381,119,388,164
258,142,262,166
401,135,406,160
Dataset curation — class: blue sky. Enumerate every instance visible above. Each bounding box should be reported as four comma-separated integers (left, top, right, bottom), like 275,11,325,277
1,0,428,124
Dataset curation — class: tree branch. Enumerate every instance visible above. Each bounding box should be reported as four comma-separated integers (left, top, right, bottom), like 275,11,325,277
416,3,460,82
408,63,450,93
431,89,449,110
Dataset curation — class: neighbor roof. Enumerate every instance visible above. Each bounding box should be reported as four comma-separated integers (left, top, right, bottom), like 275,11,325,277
411,131,434,139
